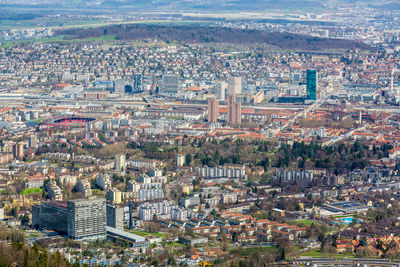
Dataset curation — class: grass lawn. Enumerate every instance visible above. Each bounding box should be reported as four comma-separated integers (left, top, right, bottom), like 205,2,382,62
333,215,355,219
129,230,165,237
165,241,185,247
21,188,43,195
25,233,40,238
300,249,355,259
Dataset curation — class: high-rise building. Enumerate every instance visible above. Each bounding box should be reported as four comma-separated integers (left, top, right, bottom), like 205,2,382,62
12,142,24,160
161,74,179,95
227,95,242,125
176,154,185,167
32,201,68,234
212,81,227,100
106,204,124,230
306,69,317,100
67,198,106,240
207,98,219,123
33,198,106,240
108,188,123,204
227,77,242,95
133,74,143,92
115,154,126,172
28,135,38,148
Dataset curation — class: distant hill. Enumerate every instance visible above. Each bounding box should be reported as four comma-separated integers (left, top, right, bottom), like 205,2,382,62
56,24,371,51
0,0,390,12
0,0,329,12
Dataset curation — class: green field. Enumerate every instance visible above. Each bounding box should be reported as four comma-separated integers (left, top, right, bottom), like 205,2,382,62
129,230,165,237
21,188,43,195
300,249,355,259
165,241,185,247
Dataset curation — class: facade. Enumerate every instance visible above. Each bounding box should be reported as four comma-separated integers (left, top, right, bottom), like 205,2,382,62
32,201,68,234
227,94,241,125
12,142,24,160
195,164,246,179
137,188,164,201
95,173,112,191
227,77,242,95
161,74,179,95
108,188,123,204
115,154,126,172
28,135,38,148
133,74,143,92
207,98,219,123
306,69,317,100
176,154,185,167
106,204,124,230
212,81,227,100
67,198,107,240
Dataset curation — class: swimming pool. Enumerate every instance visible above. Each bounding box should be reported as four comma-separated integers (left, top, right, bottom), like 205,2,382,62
333,217,363,225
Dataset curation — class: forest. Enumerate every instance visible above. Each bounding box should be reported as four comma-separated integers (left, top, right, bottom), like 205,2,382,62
56,24,371,51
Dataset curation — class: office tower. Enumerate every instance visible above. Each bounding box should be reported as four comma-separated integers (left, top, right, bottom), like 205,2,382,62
207,98,219,123
227,77,242,95
28,135,38,148
12,142,24,160
227,95,242,125
306,69,317,100
161,74,179,95
115,154,126,172
67,198,106,240
106,204,124,230
212,81,227,100
134,74,143,92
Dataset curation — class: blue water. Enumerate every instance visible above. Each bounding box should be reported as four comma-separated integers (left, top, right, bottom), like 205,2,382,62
334,217,363,225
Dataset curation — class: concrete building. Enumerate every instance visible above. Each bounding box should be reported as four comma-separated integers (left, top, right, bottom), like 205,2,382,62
115,154,126,172
212,81,227,100
12,142,24,160
106,204,124,230
207,98,219,123
106,226,149,248
67,197,107,240
161,74,179,95
137,188,164,201
227,94,241,125
32,201,68,234
95,173,112,191
227,77,242,95
28,135,38,148
133,74,143,92
108,188,123,204
176,154,185,167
